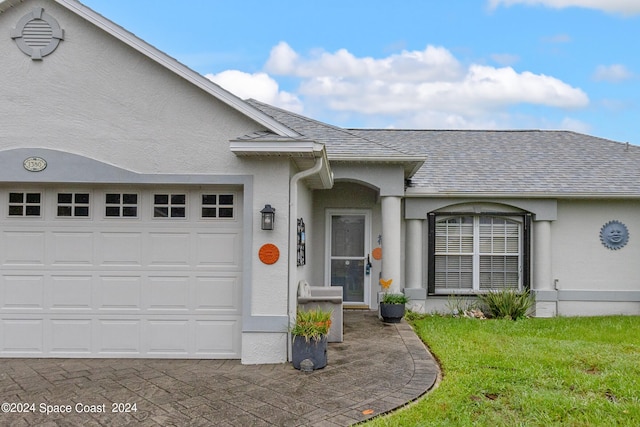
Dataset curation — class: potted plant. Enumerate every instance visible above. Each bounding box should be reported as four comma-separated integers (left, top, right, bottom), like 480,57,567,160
379,292,410,323
290,308,332,370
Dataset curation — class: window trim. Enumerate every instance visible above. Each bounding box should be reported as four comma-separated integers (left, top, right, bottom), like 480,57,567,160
8,191,42,218
428,211,531,295
56,191,91,218
104,192,139,219
200,192,236,220
153,193,187,219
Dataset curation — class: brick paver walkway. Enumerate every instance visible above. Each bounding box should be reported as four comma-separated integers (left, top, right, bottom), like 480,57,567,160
0,310,439,426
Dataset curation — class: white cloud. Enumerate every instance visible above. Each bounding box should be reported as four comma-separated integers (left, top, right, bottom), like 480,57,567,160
592,64,633,82
266,42,464,82
205,70,303,113
488,0,640,15
261,43,588,127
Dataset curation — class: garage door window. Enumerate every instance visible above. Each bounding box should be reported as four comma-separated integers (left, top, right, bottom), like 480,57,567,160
201,194,234,218
154,194,186,218
105,193,138,217
57,193,90,217
8,192,41,217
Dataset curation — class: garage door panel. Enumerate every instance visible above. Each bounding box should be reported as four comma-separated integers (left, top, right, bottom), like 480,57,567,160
146,320,190,354
195,320,240,356
147,276,189,310
1,319,44,353
2,231,45,265
1,275,45,309
51,232,94,265
49,319,92,354
50,275,92,310
195,276,241,312
98,320,141,354
99,232,143,266
196,233,241,267
149,233,191,266
98,276,142,311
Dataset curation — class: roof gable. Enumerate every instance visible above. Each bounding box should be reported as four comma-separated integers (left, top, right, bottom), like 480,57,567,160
0,0,298,138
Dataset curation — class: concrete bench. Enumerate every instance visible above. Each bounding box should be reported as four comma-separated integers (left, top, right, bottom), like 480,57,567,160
297,280,343,342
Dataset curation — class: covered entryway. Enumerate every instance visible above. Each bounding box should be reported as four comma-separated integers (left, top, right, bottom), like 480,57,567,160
0,185,242,358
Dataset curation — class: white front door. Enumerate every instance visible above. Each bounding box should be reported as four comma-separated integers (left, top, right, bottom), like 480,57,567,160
326,210,371,306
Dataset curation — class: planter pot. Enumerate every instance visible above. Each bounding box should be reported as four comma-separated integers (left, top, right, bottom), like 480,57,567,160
292,335,328,370
380,303,405,323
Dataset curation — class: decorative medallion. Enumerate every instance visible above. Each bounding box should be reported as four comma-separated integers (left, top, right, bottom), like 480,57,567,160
11,8,65,60
259,243,280,265
23,156,47,172
371,247,382,260
600,220,629,250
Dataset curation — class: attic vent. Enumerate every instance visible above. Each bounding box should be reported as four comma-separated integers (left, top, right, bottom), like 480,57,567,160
11,8,64,60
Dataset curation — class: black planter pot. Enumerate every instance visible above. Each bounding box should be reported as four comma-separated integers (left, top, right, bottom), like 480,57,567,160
380,303,406,323
291,335,328,370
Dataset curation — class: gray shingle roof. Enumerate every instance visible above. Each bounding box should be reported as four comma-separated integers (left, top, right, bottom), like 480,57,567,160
244,100,640,196
350,129,640,195
246,100,413,159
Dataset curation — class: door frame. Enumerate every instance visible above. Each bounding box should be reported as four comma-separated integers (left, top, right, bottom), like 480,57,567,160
325,208,372,307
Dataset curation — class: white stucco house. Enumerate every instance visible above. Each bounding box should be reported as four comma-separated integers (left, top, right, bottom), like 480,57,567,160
1,0,639,364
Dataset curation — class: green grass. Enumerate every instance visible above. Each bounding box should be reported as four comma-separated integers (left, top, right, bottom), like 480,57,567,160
365,315,640,427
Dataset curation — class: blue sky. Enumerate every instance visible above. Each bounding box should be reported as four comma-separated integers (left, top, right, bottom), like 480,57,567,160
80,0,640,144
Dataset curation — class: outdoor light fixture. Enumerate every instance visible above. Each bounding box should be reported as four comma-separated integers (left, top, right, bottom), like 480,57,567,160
260,204,275,230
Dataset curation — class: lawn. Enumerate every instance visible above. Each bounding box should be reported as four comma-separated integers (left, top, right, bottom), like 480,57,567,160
365,315,640,427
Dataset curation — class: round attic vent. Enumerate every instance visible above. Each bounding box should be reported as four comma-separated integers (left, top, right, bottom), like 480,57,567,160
11,7,64,60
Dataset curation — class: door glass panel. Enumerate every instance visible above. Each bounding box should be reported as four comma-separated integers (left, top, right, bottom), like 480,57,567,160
331,216,364,257
331,259,365,302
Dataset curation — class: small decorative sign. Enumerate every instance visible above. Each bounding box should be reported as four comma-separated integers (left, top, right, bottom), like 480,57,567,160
372,247,382,260
600,220,629,250
23,157,47,172
297,218,306,266
259,243,280,265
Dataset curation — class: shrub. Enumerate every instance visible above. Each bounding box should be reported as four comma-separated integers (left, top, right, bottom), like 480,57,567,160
478,288,535,320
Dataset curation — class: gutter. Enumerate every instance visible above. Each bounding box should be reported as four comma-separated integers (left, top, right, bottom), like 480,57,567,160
287,156,330,361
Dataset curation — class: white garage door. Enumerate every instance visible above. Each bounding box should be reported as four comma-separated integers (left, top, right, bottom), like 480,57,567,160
0,186,242,358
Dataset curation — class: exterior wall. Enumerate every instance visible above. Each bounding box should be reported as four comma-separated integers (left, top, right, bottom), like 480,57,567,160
406,197,640,317
551,199,640,315
1,1,293,363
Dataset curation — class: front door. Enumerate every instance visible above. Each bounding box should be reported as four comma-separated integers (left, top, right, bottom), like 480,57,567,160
326,210,370,306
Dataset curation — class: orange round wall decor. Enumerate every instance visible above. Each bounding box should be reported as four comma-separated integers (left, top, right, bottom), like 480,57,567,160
259,243,280,265
372,247,382,260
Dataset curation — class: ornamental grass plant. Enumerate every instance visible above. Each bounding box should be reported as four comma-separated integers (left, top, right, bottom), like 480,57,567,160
290,308,332,343
364,315,640,427
478,288,535,320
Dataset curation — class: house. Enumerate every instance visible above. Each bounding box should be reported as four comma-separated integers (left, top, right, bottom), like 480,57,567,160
1,0,638,364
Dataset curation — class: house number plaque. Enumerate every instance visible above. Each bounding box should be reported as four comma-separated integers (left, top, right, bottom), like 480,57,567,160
23,157,47,172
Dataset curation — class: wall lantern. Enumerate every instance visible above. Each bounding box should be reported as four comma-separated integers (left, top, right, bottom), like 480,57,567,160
260,204,276,230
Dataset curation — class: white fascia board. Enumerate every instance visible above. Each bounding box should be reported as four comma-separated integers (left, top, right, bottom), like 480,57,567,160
330,155,426,178
403,189,640,199
56,0,299,138
230,140,325,156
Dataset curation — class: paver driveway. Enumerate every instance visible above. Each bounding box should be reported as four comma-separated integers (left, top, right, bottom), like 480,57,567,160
0,310,439,426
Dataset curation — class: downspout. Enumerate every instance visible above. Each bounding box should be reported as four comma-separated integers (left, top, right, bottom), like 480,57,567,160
287,156,325,361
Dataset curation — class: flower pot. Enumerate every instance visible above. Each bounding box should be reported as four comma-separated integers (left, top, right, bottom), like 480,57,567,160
292,335,328,370
380,303,405,323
